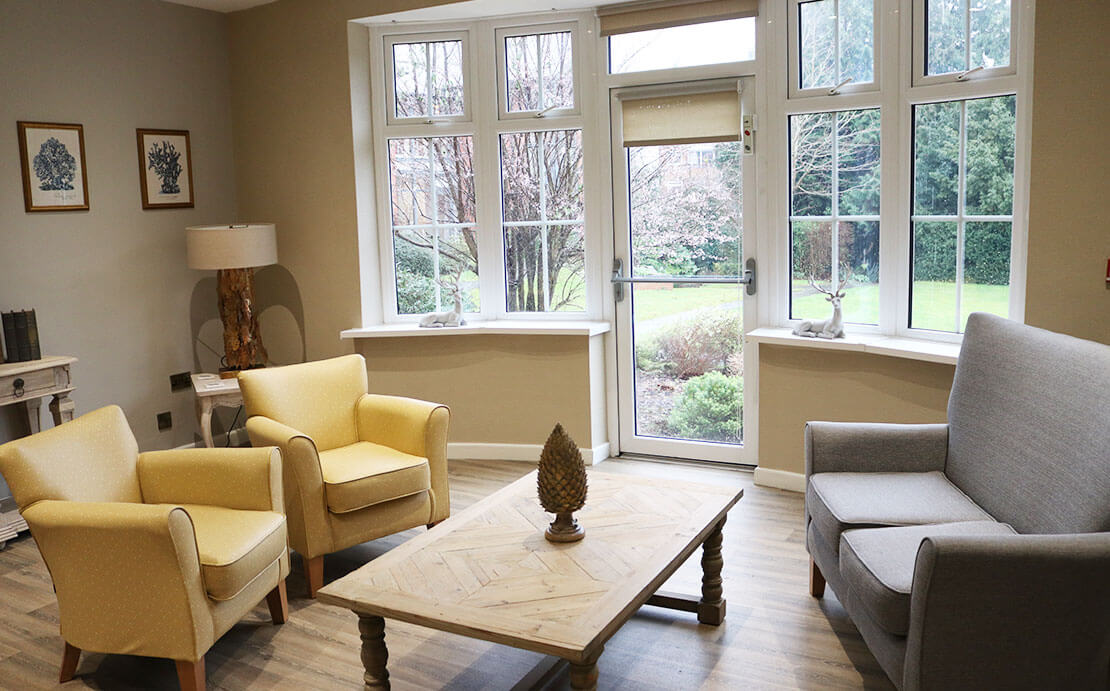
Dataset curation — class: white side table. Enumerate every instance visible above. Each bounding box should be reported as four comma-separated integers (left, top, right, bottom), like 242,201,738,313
192,373,243,448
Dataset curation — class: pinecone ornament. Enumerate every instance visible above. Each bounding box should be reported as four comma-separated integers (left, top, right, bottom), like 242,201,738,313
537,423,588,542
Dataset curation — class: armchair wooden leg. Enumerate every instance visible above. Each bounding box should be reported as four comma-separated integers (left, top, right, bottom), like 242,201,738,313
60,642,80,682
266,580,289,624
809,558,826,598
427,520,443,529
304,555,324,598
175,658,205,691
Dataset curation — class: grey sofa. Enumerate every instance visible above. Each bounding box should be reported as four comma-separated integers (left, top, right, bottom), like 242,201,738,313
804,313,1110,690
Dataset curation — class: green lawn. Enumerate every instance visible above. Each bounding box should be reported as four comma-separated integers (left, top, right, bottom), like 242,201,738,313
629,280,1009,332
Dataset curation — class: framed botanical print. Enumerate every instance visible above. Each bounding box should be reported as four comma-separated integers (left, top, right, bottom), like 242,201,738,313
17,121,89,212
136,128,194,209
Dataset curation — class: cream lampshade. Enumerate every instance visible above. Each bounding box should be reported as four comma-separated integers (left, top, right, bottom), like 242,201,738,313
186,224,278,376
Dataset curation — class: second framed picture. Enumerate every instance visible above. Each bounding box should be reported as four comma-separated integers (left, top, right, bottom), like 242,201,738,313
136,128,194,209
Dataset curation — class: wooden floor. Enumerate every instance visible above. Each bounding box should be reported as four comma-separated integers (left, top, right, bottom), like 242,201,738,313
0,459,894,690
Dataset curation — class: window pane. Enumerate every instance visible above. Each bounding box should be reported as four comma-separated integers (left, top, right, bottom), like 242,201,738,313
500,130,584,312
837,108,881,215
628,142,742,278
970,0,1011,69
790,112,833,216
505,31,574,113
388,136,478,314
609,18,755,74
838,220,880,323
799,0,874,89
926,0,967,75
965,95,1015,215
790,221,878,325
962,220,1010,326
392,40,464,119
913,101,961,216
911,221,958,331
791,220,833,321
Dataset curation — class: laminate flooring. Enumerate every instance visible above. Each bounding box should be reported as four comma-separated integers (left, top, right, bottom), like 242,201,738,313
0,458,893,690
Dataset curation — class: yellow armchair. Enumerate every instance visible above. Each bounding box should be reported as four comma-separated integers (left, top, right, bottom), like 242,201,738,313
239,353,450,596
0,405,290,691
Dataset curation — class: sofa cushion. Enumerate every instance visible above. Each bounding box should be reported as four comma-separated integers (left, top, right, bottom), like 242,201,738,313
839,521,1016,636
946,313,1110,534
808,471,994,551
182,505,287,601
318,441,430,514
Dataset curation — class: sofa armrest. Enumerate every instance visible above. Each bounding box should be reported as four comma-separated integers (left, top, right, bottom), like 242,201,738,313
137,447,282,512
244,415,331,557
904,532,1110,691
21,500,213,661
805,422,948,476
357,394,450,523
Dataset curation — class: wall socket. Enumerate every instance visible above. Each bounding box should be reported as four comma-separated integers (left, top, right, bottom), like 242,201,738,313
170,371,192,391
157,411,172,431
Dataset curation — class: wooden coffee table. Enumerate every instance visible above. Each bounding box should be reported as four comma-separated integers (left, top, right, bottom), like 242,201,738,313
317,470,743,690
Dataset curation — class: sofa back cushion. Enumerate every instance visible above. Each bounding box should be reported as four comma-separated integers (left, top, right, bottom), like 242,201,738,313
0,405,142,509
946,313,1110,533
239,354,367,451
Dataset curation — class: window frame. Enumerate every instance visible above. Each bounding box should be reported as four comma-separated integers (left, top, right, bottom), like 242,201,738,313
495,21,582,121
383,30,473,126
370,15,598,324
912,0,1019,87
787,0,882,99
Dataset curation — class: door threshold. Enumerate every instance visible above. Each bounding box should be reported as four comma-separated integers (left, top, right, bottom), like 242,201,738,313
612,453,755,472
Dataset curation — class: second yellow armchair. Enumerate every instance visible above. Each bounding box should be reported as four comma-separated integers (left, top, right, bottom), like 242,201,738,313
239,353,450,596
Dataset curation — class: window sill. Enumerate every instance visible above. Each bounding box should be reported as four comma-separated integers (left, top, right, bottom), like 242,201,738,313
341,320,611,339
745,327,960,365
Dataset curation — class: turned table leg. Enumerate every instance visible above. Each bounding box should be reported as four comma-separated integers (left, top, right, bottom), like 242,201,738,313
24,397,42,434
359,615,390,690
49,392,75,426
569,647,602,690
697,515,727,625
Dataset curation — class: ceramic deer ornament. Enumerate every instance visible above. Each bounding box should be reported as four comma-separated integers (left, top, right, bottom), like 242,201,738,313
792,278,847,339
419,282,466,328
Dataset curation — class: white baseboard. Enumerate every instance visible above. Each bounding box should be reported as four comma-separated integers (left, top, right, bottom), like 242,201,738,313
449,442,611,466
753,467,806,493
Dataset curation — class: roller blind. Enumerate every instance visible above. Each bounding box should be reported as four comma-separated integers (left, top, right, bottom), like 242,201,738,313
621,89,741,147
599,0,758,37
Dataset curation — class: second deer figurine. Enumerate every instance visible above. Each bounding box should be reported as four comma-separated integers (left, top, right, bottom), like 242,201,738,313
792,278,846,339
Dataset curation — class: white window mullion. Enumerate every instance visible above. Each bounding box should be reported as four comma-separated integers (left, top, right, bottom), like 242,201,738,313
473,20,503,321
830,111,840,289
954,99,968,332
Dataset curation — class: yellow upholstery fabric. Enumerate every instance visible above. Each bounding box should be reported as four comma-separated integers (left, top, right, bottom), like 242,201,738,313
319,442,430,513
0,405,141,507
240,356,451,562
239,354,367,451
180,505,287,601
0,405,289,664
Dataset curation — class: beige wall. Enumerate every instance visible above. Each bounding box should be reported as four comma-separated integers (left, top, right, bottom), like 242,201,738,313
0,0,238,497
226,1,1109,474
355,335,594,446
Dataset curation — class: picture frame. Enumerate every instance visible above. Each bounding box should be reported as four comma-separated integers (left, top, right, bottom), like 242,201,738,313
17,121,90,212
136,128,194,209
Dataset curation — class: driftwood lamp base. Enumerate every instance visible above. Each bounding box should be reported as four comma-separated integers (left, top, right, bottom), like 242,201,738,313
217,267,268,374
545,512,585,543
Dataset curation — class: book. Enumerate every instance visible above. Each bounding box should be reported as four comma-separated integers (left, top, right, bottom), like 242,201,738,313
1,312,14,363
25,309,40,360
13,311,30,362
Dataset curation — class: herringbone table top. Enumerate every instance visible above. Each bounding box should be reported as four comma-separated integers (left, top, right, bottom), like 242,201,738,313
317,470,743,663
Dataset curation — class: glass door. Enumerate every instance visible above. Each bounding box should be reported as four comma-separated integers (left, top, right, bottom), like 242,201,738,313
612,79,756,463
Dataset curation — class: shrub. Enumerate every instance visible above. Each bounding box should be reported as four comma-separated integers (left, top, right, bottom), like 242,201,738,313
668,371,742,442
638,309,740,379
395,270,436,314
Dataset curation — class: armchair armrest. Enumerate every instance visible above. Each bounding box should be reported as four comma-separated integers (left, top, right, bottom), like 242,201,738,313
245,415,330,557
904,532,1110,691
805,422,948,476
357,394,450,523
137,447,282,512
21,500,213,661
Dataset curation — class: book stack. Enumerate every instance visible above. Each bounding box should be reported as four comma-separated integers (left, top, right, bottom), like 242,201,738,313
2,310,42,363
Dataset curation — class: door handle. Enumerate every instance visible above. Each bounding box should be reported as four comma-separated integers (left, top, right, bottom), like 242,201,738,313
611,258,756,301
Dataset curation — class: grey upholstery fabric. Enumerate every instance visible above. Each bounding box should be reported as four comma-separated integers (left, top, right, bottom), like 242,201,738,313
946,313,1110,534
805,422,949,476
807,471,994,551
904,532,1110,691
839,521,1016,636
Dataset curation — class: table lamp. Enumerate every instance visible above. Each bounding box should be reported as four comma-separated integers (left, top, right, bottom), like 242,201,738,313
186,223,278,377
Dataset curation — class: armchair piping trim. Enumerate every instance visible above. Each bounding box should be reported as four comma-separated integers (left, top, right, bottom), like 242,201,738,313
328,488,429,515
204,554,285,602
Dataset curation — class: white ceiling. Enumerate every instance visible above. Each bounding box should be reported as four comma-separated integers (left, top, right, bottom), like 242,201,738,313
160,0,277,12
